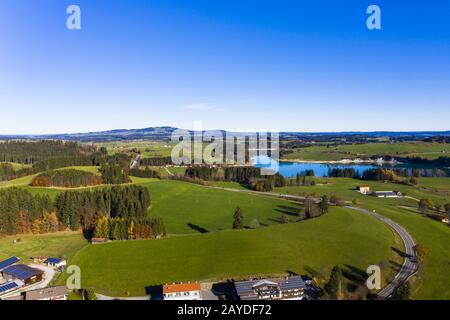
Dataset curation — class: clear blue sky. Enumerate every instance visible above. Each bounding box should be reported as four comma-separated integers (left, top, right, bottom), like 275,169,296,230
0,0,449,134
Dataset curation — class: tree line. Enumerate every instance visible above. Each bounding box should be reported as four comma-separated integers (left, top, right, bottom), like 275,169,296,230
31,169,103,188
130,167,162,179
0,188,54,235
327,167,447,181
184,166,287,191
93,216,165,240
0,140,97,165
0,185,160,241
0,163,33,181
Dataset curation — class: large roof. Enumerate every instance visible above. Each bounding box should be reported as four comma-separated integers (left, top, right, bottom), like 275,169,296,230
0,282,19,295
0,257,20,271
45,257,65,264
163,282,201,294
2,264,43,280
25,286,68,300
235,276,306,299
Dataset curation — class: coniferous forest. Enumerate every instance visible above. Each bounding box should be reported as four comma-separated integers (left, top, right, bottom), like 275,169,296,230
0,185,161,240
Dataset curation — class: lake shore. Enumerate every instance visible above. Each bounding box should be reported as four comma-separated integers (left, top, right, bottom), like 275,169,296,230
280,158,399,165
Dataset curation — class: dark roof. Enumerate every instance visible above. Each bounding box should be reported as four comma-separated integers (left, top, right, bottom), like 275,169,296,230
2,264,43,280
25,286,68,300
0,282,19,294
45,258,65,264
0,257,20,271
235,276,306,299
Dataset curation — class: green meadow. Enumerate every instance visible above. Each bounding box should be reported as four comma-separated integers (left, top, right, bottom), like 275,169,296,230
0,232,87,262
271,177,450,299
143,180,301,234
0,165,448,299
282,142,450,161
58,207,396,296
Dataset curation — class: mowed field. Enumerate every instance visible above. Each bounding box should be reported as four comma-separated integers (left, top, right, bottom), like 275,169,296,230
142,180,301,234
0,232,87,262
57,207,396,296
282,142,450,161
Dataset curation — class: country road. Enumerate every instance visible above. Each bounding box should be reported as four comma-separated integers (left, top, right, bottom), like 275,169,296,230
347,206,419,299
208,185,419,299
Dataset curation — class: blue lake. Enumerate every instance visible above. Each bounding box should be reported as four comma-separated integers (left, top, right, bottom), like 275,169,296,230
252,156,447,178
277,162,380,178
252,156,398,177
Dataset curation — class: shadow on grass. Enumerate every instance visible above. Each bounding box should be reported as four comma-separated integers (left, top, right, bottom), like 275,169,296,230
275,205,300,217
187,223,209,234
145,285,162,300
391,246,407,258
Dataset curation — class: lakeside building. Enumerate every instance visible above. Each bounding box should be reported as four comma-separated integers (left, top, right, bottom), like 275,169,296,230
163,282,202,300
234,276,307,300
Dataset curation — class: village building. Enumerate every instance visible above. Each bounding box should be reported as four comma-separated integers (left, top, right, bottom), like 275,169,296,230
44,258,67,269
162,282,202,300
372,191,401,198
25,286,68,300
1,264,44,286
0,280,23,297
234,276,307,300
357,185,371,195
0,257,20,272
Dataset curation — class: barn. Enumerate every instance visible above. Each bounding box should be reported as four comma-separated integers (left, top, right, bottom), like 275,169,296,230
1,264,44,285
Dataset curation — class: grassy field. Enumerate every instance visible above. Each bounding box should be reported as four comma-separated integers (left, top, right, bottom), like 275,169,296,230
142,180,302,234
283,142,450,161
99,140,177,158
359,202,450,299
275,177,449,206
57,207,396,296
0,162,31,170
0,232,88,262
270,177,450,299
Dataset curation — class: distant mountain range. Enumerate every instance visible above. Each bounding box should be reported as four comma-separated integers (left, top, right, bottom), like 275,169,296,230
0,127,449,142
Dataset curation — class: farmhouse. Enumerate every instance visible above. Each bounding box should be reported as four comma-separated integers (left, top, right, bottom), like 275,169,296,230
1,264,44,286
357,185,371,194
25,286,68,300
163,282,202,300
0,257,19,272
372,191,400,198
44,257,67,269
234,276,306,300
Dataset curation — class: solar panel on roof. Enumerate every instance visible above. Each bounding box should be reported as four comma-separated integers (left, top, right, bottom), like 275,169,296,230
0,257,20,270
45,257,63,264
0,282,19,294
2,264,43,280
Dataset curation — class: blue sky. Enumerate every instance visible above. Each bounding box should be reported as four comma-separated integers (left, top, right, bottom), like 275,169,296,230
0,0,449,134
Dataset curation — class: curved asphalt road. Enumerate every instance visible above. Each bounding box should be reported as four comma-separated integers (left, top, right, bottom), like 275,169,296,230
346,206,419,299
208,185,419,299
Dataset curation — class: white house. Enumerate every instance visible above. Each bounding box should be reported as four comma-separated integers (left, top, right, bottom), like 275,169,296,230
44,258,67,269
162,282,202,300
